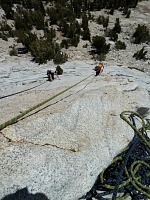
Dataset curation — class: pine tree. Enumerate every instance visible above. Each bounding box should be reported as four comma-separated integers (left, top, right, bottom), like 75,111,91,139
132,24,150,44
113,18,121,33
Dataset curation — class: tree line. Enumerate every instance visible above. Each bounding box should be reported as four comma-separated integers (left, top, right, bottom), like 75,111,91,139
0,0,149,63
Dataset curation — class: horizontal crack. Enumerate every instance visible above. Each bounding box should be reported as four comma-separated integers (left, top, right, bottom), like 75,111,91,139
0,131,78,152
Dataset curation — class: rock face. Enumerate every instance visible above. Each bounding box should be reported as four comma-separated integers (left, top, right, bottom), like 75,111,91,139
0,1,150,199
0,60,149,200
0,1,150,75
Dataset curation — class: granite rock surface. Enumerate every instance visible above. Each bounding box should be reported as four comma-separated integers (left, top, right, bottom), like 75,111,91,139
0,59,149,200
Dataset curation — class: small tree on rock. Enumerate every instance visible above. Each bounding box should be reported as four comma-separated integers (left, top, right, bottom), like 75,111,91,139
133,47,147,60
115,40,126,49
132,24,150,44
113,18,121,33
92,35,110,56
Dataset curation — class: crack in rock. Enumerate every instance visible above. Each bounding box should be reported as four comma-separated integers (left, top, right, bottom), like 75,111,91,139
0,131,78,152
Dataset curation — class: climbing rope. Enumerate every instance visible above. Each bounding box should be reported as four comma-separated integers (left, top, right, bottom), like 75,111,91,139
0,75,93,131
0,80,47,100
79,110,150,200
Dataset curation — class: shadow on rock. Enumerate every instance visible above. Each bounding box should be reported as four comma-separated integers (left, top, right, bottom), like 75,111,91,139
1,187,49,200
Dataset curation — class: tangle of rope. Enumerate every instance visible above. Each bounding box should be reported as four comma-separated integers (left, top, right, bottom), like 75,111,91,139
79,111,150,200
0,74,93,131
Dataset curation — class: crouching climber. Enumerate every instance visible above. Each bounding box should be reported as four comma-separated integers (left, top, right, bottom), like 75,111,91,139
47,68,59,81
93,63,104,76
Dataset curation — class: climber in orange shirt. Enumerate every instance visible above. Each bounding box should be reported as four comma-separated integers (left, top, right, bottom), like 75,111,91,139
93,63,104,76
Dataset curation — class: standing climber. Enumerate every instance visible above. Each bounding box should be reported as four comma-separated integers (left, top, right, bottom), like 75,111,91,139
93,63,104,76
47,68,59,81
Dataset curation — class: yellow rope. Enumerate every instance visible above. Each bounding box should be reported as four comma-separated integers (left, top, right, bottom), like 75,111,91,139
93,111,150,200
0,75,92,131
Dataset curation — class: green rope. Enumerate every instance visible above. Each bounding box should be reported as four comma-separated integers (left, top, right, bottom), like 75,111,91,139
120,111,150,148
0,75,92,131
80,110,150,200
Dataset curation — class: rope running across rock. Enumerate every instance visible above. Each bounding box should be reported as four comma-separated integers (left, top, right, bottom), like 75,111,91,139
0,74,93,131
0,80,47,100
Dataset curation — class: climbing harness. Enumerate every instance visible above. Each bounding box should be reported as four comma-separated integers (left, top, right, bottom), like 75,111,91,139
79,110,150,200
0,75,93,131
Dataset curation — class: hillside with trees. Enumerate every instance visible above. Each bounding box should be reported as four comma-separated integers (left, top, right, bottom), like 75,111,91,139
0,0,149,65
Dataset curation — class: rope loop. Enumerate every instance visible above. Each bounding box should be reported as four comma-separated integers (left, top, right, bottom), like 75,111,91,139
80,111,150,200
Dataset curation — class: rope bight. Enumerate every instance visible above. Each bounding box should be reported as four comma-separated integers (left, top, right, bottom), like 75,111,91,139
79,110,150,200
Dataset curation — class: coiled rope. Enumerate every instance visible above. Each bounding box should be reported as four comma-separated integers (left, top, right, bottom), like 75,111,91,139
79,110,150,200
0,75,92,131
